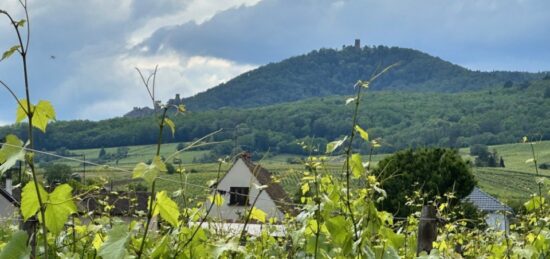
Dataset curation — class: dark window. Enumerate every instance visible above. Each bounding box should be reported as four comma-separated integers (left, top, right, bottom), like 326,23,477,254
229,187,249,206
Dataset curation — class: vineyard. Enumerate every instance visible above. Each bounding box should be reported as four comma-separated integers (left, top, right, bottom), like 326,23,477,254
3,2,550,258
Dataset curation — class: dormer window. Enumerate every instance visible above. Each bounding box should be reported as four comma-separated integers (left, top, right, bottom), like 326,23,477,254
229,187,250,206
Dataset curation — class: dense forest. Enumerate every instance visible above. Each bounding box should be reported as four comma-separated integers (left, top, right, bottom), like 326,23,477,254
181,45,541,110
2,79,549,156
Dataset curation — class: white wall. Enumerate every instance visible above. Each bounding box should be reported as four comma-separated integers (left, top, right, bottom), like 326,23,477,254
208,159,285,222
486,213,508,231
0,197,17,220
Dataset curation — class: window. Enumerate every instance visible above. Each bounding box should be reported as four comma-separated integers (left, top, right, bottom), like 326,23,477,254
229,187,249,206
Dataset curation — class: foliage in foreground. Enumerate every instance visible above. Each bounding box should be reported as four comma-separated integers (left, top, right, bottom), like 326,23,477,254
2,4,550,258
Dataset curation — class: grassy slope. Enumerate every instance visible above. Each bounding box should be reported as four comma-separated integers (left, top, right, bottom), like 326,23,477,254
462,141,550,206
37,140,550,207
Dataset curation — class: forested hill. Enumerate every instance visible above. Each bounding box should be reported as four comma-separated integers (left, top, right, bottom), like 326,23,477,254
181,45,541,110
3,79,550,155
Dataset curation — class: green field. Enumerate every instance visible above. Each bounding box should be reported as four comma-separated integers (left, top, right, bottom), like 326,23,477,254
33,140,550,208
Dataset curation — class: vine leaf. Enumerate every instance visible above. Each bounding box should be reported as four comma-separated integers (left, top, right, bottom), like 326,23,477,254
43,184,77,234
0,134,26,173
177,104,186,113
326,136,347,154
208,193,224,207
325,216,352,254
1,45,20,61
154,191,180,227
21,181,48,221
98,224,130,259
0,231,30,259
132,156,166,184
250,207,267,223
164,118,175,137
16,19,26,28
15,99,56,133
150,236,169,258
354,125,369,141
33,100,56,132
350,153,365,179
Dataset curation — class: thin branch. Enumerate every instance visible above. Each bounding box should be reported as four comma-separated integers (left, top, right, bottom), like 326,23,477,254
0,80,26,115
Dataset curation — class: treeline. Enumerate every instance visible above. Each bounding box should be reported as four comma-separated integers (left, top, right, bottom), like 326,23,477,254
1,80,550,155
182,45,540,110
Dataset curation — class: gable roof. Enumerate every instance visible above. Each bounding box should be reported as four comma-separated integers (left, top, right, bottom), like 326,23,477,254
463,187,513,213
217,153,295,214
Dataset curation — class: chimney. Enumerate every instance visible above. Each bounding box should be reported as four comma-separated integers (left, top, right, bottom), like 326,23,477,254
354,39,361,49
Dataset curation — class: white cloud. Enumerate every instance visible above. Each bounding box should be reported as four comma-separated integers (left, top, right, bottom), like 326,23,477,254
127,0,261,48
54,48,256,120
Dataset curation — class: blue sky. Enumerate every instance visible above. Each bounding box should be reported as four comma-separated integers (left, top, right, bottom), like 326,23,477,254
1,0,549,125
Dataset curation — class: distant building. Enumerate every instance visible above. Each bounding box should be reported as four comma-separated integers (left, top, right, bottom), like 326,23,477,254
354,39,361,49
463,187,513,231
208,153,293,222
0,172,20,221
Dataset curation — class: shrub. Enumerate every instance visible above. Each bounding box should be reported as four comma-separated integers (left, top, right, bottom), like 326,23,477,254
373,148,476,216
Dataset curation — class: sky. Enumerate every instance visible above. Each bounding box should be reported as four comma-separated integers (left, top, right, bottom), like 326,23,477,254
1,0,549,125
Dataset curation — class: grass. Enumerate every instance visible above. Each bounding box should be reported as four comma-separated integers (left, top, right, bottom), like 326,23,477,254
465,140,550,206
33,138,550,209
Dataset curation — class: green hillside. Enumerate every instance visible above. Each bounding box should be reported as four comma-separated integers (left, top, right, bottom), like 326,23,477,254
182,45,541,110
2,79,550,155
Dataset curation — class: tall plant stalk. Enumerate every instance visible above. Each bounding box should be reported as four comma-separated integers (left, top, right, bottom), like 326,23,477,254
1,2,49,257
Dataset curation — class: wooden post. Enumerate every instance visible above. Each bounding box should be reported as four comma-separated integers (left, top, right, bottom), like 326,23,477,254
417,205,437,255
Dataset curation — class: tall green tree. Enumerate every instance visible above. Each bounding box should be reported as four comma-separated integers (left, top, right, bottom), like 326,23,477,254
373,148,476,216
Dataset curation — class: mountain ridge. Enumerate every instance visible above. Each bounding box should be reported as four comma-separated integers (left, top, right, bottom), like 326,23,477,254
178,45,541,111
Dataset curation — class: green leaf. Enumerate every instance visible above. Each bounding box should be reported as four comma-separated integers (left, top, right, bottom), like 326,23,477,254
21,181,48,221
379,227,405,249
98,224,130,259
1,45,20,61
350,153,365,178
154,191,180,227
177,104,186,113
524,195,545,212
44,184,77,234
355,125,369,141
132,156,166,184
301,182,310,195
325,136,347,154
0,134,26,173
208,193,224,207
16,19,26,28
250,207,267,223
32,100,56,133
15,99,56,133
150,235,169,258
0,231,30,259
15,100,30,124
355,80,369,89
325,216,352,254
164,118,175,137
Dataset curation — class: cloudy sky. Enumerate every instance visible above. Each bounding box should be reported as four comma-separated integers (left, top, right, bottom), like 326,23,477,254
0,0,549,125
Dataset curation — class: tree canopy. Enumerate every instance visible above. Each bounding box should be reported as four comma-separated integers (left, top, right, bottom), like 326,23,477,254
373,148,476,216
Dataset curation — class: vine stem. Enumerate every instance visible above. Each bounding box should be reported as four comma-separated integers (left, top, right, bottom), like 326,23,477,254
344,84,363,242
238,189,264,245
174,161,224,258
137,105,168,259
312,162,321,259
2,5,49,257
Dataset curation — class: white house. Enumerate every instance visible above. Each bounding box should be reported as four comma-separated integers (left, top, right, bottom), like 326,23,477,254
0,179,19,220
207,154,293,222
463,187,513,231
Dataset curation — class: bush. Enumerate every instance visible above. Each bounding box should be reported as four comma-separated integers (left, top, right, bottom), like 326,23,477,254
373,148,476,216
44,164,73,185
